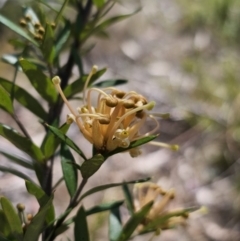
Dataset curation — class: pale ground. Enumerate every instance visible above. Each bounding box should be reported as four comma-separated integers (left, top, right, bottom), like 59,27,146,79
0,1,239,241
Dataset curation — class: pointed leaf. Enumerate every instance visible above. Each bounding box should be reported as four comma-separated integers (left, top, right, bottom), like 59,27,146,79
82,11,140,41
41,23,55,64
0,197,23,241
0,78,47,120
45,124,86,160
19,59,57,104
61,144,78,198
109,205,122,241
0,150,32,169
0,85,13,115
54,0,69,23
41,122,70,159
122,183,134,215
0,123,45,162
74,206,90,241
25,181,55,225
93,0,105,8
23,196,53,241
86,200,124,216
0,14,38,46
105,135,158,158
116,201,153,241
55,20,71,56
0,165,34,183
0,235,10,241
63,68,107,98
79,177,151,202
0,209,11,238
93,79,127,88
80,154,105,178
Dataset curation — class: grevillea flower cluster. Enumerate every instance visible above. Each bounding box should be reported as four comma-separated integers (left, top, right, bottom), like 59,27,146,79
52,66,175,157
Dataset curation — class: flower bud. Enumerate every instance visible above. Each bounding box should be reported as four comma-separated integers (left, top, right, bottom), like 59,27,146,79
105,97,118,107
52,76,61,85
123,99,135,108
38,26,45,35
19,19,27,27
17,203,25,211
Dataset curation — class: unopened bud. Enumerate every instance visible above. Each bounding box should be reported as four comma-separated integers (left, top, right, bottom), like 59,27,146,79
17,203,25,211
38,26,45,35
67,114,75,124
27,213,33,221
146,101,155,111
105,97,118,107
25,15,32,22
51,22,56,29
99,117,110,124
34,34,42,41
19,19,27,27
123,99,135,108
92,65,98,74
34,22,41,29
115,91,126,98
170,145,179,151
52,76,61,85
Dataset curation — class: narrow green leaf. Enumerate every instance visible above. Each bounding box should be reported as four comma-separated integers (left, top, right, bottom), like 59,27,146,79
0,123,45,162
45,124,87,161
0,78,48,120
0,197,23,241
72,49,83,76
79,177,151,202
105,135,158,158
23,196,53,241
93,0,105,8
80,154,105,178
0,14,38,46
116,202,153,241
86,200,124,216
109,205,122,241
82,11,140,41
93,79,127,88
0,235,11,241
0,150,32,169
0,165,34,182
0,85,14,115
122,183,134,215
0,209,11,238
19,59,57,104
60,201,124,232
25,181,55,225
41,122,70,159
8,39,26,49
54,0,69,23
55,20,71,56
74,206,90,241
60,144,78,198
41,23,55,64
63,68,107,98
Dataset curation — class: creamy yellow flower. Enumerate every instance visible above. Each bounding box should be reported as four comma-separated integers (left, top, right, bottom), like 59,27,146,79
52,66,173,156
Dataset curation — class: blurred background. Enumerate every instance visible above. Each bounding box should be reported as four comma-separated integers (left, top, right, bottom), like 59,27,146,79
0,0,240,240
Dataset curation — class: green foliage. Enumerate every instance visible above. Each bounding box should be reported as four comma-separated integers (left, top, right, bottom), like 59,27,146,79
0,1,186,241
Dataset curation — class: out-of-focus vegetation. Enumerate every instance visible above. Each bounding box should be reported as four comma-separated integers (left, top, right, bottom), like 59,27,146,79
176,0,240,233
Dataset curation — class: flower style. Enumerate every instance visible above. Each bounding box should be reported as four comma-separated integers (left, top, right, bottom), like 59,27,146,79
52,66,173,156
133,182,190,233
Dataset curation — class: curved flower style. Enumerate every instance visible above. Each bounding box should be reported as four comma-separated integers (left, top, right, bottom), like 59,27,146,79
52,66,169,156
